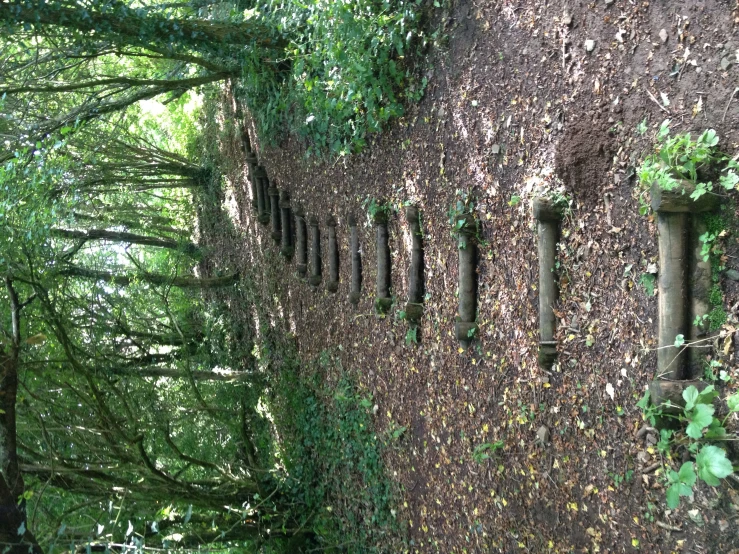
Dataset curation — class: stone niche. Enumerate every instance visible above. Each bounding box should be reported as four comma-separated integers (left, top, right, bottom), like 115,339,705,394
649,181,718,407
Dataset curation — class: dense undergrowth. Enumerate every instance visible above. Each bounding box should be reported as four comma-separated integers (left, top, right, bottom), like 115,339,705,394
268,341,405,551
237,0,434,157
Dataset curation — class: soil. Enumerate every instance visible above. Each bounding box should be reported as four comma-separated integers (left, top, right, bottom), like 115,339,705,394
209,0,739,551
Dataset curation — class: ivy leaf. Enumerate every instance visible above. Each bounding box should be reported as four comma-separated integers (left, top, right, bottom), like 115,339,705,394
686,403,714,439
696,444,733,486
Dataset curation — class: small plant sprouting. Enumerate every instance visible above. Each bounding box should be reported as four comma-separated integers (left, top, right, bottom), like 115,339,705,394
636,117,648,135
637,121,739,201
405,327,418,345
636,384,739,509
472,440,504,463
639,272,656,296
364,197,392,222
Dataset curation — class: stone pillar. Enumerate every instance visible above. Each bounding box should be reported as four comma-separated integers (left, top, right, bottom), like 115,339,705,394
308,216,322,287
279,191,294,259
294,204,308,278
404,206,424,323
254,166,267,221
373,209,392,314
349,214,362,305
454,213,478,348
533,197,563,368
326,216,339,293
269,185,281,243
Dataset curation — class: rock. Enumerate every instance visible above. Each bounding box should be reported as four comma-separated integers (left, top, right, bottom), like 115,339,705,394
535,425,550,446
490,144,500,154
585,39,595,52
563,13,573,26
721,57,732,71
726,269,739,282
605,0,614,5
659,29,668,43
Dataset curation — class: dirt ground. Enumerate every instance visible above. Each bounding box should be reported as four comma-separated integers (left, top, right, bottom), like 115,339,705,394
214,0,739,551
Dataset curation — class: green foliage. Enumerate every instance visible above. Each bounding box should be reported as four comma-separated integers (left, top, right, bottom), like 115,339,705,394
448,191,479,240
638,121,738,201
272,348,404,551
639,272,656,296
636,384,738,509
405,326,418,345
471,440,504,463
364,197,392,221
239,0,431,156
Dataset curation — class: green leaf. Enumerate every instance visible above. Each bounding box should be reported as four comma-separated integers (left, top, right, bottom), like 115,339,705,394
698,128,719,148
508,195,521,207
682,385,698,411
696,385,718,405
677,462,696,486
657,119,671,141
727,392,739,412
719,171,739,190
696,444,733,486
674,334,685,348
639,273,656,296
666,483,680,509
685,403,714,439
636,118,648,135
636,390,651,410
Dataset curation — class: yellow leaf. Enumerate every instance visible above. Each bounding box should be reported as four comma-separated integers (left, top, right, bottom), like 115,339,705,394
632,538,639,547
458,347,464,353
502,498,507,506
25,333,46,345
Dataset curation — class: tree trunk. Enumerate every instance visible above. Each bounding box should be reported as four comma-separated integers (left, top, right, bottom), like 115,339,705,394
52,228,200,257
0,1,280,50
0,280,42,554
60,266,239,289
109,366,252,382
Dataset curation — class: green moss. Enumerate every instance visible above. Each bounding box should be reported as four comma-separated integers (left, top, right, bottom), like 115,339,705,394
708,306,727,331
709,284,723,306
